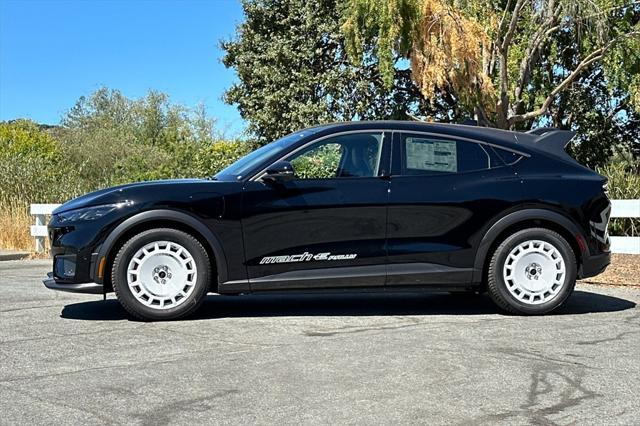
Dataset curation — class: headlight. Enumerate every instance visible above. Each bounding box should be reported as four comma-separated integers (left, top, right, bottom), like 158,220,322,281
55,202,131,223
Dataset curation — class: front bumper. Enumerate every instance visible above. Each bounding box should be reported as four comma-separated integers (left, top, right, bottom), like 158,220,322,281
579,252,611,279
43,272,103,294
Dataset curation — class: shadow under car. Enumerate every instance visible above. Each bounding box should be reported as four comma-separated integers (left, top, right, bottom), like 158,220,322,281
59,290,637,321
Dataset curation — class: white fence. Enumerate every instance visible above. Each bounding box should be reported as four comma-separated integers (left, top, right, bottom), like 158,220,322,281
609,200,640,254
31,200,640,254
30,204,61,252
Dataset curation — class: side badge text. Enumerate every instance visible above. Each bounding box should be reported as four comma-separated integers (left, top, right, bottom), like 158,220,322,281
259,252,357,265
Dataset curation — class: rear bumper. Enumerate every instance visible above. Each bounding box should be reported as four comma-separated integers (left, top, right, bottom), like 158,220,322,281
43,272,103,294
579,252,611,279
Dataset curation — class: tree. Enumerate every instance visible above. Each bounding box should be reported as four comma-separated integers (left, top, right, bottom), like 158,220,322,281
342,0,640,129
221,0,456,143
560,71,640,169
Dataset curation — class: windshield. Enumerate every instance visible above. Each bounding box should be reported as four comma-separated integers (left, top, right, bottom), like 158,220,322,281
214,129,321,180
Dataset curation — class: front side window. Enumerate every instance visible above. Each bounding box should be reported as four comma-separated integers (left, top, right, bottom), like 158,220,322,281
287,132,384,179
215,127,323,180
401,134,503,175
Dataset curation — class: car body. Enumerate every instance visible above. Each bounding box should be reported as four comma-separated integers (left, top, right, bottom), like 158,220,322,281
44,121,611,320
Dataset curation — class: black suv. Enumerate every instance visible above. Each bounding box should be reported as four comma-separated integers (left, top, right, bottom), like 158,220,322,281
44,121,611,320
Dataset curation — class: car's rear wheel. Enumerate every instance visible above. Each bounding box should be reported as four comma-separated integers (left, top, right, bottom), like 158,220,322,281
112,228,211,321
487,228,576,315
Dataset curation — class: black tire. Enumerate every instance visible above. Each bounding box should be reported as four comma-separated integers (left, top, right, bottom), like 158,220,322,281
487,228,576,315
112,228,211,321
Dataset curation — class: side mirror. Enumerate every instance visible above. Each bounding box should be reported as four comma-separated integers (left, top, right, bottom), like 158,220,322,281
263,161,295,183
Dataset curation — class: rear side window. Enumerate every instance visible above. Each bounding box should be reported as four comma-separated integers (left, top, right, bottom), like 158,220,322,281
400,134,503,175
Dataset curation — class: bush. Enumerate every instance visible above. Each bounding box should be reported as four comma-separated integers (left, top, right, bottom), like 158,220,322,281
598,163,639,237
0,90,254,208
193,140,255,176
0,119,59,160
0,90,257,251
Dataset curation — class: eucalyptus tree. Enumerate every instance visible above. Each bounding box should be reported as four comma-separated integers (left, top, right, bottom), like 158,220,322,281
221,0,456,143
341,0,640,129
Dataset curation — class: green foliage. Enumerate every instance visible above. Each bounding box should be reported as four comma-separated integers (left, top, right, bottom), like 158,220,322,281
222,0,453,144
193,140,256,177
563,71,640,170
0,120,79,204
341,0,420,88
291,143,343,179
598,162,640,237
0,120,59,160
0,89,249,206
341,1,640,117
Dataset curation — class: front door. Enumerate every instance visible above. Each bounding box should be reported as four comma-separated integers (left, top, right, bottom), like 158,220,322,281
241,131,391,291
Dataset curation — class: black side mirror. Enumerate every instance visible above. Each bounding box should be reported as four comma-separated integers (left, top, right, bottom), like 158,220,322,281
263,161,295,183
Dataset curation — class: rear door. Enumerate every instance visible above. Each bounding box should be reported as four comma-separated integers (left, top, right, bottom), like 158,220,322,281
241,130,391,291
386,131,522,287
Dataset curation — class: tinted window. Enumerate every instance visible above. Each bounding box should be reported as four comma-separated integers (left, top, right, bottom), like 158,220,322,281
401,134,503,175
286,132,384,179
290,142,343,179
215,128,322,180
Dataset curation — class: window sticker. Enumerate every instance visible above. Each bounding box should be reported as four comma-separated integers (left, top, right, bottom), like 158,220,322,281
406,138,457,172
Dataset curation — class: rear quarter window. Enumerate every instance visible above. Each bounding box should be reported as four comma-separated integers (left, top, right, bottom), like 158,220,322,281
400,134,505,175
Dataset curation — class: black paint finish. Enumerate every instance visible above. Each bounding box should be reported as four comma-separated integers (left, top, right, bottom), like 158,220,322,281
46,121,611,295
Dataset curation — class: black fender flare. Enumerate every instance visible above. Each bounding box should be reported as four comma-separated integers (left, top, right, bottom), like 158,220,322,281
472,208,586,283
94,209,228,285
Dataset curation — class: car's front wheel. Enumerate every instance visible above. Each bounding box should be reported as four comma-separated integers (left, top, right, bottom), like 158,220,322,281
112,228,211,321
487,228,577,315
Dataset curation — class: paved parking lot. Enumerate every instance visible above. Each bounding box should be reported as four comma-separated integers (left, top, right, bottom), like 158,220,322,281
1,259,639,425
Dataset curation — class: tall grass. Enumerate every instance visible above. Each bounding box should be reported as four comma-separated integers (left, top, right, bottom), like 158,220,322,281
0,202,32,251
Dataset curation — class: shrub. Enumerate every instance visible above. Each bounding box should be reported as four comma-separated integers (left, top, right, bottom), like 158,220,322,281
0,119,59,160
193,140,255,176
0,89,255,208
598,163,639,237
0,90,258,251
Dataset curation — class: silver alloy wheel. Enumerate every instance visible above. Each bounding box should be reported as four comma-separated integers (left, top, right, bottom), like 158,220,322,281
503,239,566,305
126,241,197,310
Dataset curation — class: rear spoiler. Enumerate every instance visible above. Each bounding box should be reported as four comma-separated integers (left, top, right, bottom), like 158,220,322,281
525,128,576,159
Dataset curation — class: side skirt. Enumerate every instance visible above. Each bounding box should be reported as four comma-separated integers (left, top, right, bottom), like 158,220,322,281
217,262,479,294
247,285,481,296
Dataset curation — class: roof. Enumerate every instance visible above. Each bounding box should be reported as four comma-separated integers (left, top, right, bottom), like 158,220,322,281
309,120,575,158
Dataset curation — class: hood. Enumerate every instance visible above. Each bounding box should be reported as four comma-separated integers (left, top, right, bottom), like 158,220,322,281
52,179,208,214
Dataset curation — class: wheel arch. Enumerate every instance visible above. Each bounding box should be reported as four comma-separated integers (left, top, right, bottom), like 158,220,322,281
95,209,228,292
473,209,587,284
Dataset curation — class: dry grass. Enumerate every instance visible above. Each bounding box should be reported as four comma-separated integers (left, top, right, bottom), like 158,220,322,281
0,202,33,251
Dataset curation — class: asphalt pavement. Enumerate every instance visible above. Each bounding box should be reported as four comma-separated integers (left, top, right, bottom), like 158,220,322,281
1,259,639,425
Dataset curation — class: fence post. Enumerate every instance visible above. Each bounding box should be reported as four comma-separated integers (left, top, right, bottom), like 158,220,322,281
34,213,45,252
30,204,62,253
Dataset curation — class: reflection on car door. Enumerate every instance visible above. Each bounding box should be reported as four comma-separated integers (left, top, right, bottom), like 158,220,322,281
241,131,391,291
